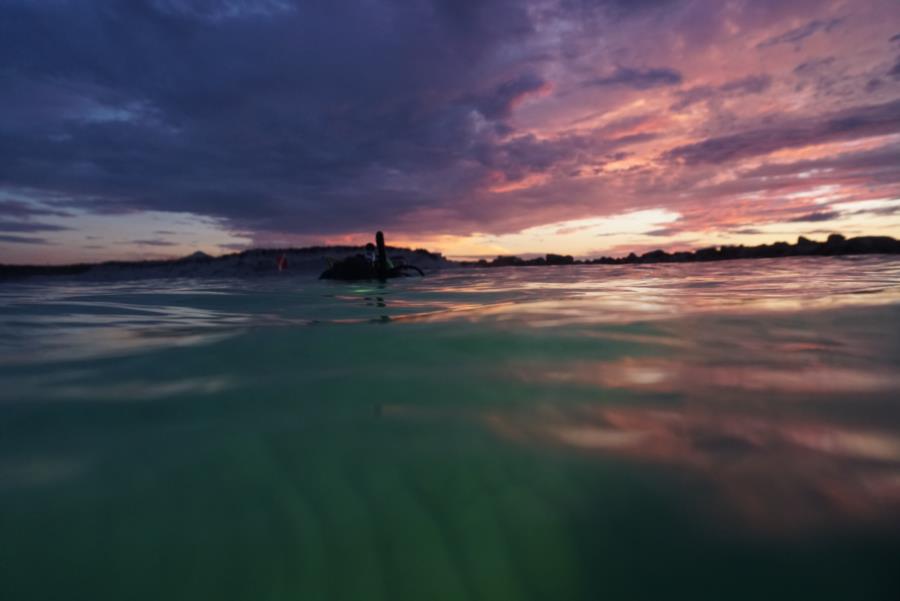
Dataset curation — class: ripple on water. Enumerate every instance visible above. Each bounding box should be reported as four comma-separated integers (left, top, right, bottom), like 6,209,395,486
1,257,900,600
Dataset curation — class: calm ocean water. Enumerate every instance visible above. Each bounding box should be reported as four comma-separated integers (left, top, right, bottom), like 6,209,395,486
2,256,900,600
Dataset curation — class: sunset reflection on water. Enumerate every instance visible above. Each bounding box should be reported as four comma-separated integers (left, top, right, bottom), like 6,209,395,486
485,402,900,535
2,256,900,599
416,258,900,536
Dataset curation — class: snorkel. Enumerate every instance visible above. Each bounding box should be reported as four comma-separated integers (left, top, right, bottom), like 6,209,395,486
375,230,389,278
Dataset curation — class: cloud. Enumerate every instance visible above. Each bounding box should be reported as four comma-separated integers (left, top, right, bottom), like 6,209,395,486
0,0,896,257
219,242,251,250
671,74,772,110
583,66,682,89
840,200,900,217
890,56,900,79
718,74,772,94
148,0,296,21
0,199,72,218
788,210,840,223
131,239,177,246
741,143,900,181
793,56,836,76
478,128,658,190
0,220,71,233
757,18,843,49
666,98,900,165
561,0,679,17
471,72,549,120
645,227,680,236
0,234,48,245
0,0,544,238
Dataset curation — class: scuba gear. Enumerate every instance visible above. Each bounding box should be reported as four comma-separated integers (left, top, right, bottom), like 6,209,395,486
319,231,425,281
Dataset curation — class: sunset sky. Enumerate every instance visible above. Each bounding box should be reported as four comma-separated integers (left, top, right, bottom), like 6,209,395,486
2,0,900,263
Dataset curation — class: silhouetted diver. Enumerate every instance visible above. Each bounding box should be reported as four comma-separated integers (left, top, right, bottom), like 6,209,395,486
319,231,425,280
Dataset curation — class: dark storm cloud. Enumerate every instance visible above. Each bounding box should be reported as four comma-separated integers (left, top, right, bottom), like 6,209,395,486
583,67,682,90
756,18,843,49
666,98,900,165
0,0,541,235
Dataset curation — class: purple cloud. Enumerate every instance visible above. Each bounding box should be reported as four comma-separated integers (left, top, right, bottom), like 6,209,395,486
583,67,682,90
890,56,900,79
0,234,48,245
788,211,840,223
471,72,548,120
672,75,772,110
666,99,900,165
793,56,836,76
757,18,843,49
0,200,72,219
0,0,896,258
0,220,70,233
131,239,177,246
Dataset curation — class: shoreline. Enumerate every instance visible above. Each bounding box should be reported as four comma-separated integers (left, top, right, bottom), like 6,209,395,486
461,234,900,268
2,234,899,282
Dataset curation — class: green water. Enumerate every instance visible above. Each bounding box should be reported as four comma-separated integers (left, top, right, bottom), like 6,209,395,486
2,258,900,600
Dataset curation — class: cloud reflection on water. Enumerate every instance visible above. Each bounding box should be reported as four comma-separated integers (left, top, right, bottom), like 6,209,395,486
485,352,900,535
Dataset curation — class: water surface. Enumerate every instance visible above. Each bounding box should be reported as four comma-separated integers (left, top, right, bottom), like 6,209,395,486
2,256,900,600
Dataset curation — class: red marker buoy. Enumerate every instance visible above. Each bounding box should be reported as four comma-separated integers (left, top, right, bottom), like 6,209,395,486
276,253,288,271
